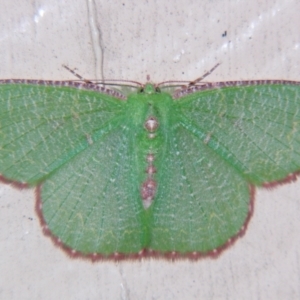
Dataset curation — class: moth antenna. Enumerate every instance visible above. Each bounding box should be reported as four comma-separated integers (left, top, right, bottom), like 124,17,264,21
157,63,221,89
62,65,143,88
188,63,221,86
62,65,93,84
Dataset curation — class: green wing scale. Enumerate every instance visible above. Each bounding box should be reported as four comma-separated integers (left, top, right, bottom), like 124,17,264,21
0,79,300,260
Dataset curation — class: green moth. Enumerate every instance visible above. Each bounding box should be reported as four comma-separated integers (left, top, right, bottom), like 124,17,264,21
0,78,300,260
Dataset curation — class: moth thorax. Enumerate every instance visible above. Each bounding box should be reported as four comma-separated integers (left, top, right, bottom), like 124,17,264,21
145,116,159,132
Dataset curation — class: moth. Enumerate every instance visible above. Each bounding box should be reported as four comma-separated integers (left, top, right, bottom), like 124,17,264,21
1,73,299,260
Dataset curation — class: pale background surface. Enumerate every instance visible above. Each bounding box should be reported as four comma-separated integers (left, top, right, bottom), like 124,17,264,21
1,0,300,299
